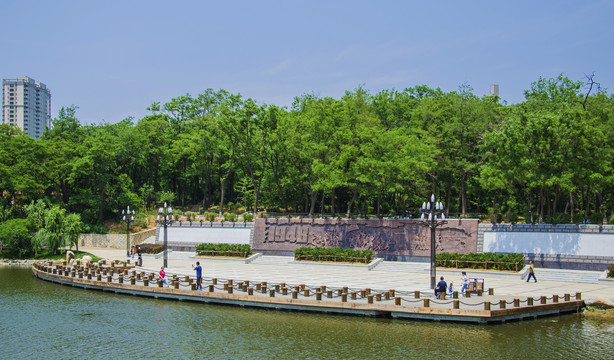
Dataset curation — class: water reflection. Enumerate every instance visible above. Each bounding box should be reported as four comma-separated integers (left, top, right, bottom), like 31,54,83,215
1,267,613,359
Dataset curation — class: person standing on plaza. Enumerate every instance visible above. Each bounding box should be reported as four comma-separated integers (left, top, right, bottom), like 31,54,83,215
460,271,469,295
130,246,136,260
137,245,142,266
526,261,537,282
192,261,203,290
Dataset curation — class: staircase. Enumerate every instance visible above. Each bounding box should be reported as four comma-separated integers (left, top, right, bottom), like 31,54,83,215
371,261,428,273
531,268,603,284
249,255,293,265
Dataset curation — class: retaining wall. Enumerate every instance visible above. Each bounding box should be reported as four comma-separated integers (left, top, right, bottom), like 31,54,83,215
478,223,614,270
252,218,479,260
79,228,156,249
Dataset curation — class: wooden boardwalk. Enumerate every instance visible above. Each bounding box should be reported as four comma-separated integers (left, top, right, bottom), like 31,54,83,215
32,261,584,324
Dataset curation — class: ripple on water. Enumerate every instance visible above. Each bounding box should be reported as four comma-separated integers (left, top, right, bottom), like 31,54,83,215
1,267,613,359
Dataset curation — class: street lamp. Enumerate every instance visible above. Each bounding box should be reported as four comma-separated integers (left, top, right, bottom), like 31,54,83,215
122,206,135,258
157,202,174,268
419,194,447,289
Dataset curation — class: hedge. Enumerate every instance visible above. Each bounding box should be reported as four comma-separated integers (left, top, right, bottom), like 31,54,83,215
195,243,251,258
436,252,525,272
138,244,164,254
294,246,373,264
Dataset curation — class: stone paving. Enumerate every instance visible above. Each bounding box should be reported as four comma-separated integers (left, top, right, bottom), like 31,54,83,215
79,247,614,303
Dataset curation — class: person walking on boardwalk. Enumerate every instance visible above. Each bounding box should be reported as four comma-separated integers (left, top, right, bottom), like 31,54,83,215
193,261,203,290
526,261,537,283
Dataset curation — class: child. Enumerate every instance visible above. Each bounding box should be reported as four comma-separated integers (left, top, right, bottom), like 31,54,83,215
448,282,454,296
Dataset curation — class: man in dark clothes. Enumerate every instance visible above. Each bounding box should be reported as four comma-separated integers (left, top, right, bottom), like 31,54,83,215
435,276,447,299
193,261,203,290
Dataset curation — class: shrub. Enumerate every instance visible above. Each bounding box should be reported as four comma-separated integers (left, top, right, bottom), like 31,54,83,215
588,212,604,225
195,243,251,257
294,246,373,264
554,213,570,224
138,243,164,254
241,212,254,222
436,252,525,271
222,212,237,222
204,212,217,222
184,211,196,222
0,218,34,258
608,264,614,278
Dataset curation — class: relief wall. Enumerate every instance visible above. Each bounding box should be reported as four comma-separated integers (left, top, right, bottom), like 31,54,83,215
252,218,479,260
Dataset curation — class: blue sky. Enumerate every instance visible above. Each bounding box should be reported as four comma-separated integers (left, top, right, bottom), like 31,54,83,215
1,0,612,124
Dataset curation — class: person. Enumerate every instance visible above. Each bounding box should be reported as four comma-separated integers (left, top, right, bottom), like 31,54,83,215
192,261,203,290
460,271,469,295
447,282,454,297
130,246,135,260
159,266,169,287
137,245,142,266
435,276,447,299
526,261,537,283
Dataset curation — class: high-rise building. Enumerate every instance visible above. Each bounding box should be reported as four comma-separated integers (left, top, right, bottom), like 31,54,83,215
2,76,51,139
489,84,500,97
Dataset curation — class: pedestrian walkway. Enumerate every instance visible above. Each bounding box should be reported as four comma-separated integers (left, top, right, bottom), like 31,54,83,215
79,247,614,303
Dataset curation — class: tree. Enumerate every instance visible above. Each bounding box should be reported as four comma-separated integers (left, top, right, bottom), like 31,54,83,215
0,219,32,257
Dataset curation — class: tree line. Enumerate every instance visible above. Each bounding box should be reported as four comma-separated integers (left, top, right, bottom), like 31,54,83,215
1,74,613,232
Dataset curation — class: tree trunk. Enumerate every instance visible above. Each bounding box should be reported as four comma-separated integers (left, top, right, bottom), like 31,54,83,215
320,190,325,216
346,187,358,218
308,187,317,218
330,188,336,217
461,172,467,215
377,192,381,218
570,190,574,222
445,176,452,215
527,190,534,224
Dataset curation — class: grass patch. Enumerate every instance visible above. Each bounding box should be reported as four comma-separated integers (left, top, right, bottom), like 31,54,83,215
582,306,614,321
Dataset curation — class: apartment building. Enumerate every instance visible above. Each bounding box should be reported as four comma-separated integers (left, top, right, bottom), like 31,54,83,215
2,76,51,139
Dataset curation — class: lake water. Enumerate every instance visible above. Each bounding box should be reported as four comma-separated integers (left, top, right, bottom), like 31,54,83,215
1,267,613,359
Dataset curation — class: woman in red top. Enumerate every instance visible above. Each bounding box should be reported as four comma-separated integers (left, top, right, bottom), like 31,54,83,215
159,266,169,287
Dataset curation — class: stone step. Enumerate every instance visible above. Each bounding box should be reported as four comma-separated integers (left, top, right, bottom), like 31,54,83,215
372,261,428,273
249,255,293,265
531,269,602,283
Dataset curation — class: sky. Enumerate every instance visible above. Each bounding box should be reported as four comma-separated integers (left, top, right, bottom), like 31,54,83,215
1,0,612,125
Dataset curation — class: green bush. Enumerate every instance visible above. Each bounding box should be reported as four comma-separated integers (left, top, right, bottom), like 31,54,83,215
204,212,217,222
222,212,237,222
608,264,614,278
195,243,251,257
0,218,34,258
436,252,525,271
138,244,164,254
588,212,604,225
241,212,254,222
554,213,570,224
294,246,373,264
184,211,196,222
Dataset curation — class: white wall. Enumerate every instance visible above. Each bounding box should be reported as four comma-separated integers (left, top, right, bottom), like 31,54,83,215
162,227,251,245
483,231,614,256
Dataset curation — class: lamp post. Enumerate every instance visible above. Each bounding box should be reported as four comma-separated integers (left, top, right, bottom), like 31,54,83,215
419,194,447,289
122,206,135,258
157,202,174,268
